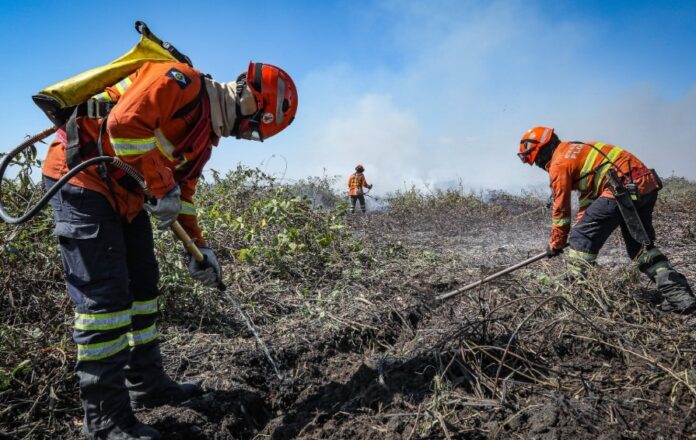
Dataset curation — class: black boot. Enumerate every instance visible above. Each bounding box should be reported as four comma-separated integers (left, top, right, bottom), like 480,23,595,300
129,374,203,409
126,342,203,409
79,351,158,439
656,269,696,314
83,418,160,440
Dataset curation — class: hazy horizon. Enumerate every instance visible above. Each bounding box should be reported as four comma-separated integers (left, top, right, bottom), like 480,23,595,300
2,1,694,195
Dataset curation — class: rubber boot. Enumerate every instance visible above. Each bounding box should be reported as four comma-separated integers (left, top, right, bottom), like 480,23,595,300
79,351,159,439
82,418,160,440
656,269,696,314
126,342,202,409
634,248,694,313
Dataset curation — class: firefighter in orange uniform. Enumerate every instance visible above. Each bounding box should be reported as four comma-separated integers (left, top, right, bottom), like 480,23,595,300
42,61,297,439
518,126,694,313
347,164,373,213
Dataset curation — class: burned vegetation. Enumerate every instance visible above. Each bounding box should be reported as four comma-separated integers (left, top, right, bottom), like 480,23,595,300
2,167,696,439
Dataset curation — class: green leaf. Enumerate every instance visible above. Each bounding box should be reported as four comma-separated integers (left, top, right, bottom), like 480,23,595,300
12,359,31,377
238,248,254,263
0,370,11,391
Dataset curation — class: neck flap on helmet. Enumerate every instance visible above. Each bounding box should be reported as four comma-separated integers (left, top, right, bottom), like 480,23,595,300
534,134,560,170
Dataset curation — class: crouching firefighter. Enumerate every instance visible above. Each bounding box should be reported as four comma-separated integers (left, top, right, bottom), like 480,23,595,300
40,61,298,439
518,126,695,313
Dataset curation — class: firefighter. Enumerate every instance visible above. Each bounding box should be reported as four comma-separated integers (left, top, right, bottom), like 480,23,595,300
42,61,297,439
347,164,373,213
518,126,695,313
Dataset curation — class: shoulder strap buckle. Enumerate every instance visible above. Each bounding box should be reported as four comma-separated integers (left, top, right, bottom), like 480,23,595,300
86,98,115,119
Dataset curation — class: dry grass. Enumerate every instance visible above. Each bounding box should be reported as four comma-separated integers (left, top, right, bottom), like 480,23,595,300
1,171,696,439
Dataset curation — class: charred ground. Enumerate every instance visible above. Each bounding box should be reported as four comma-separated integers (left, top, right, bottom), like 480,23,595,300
2,169,696,439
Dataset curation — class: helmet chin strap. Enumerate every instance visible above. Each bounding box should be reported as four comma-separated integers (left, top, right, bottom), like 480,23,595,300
232,72,247,138
232,72,264,140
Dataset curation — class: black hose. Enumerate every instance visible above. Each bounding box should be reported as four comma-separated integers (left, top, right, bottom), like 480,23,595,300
2,156,111,224
3,128,227,291
0,128,149,224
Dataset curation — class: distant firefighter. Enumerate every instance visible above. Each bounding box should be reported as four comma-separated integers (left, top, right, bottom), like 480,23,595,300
518,126,694,313
347,164,373,214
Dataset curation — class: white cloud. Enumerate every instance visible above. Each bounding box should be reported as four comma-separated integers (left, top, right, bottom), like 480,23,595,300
253,0,696,194
309,93,424,192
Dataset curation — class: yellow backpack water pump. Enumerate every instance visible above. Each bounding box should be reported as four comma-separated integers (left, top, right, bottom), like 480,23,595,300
32,21,191,127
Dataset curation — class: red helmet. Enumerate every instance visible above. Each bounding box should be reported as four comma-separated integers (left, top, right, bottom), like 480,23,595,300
237,62,298,142
518,126,554,165
355,164,365,172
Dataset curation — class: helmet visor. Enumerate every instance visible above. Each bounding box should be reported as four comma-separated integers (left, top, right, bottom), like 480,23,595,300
518,139,538,164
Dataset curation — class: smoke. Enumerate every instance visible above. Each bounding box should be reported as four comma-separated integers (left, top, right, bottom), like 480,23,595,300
224,0,696,193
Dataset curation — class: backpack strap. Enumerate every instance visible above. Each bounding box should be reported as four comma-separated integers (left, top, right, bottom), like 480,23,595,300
173,81,216,181
65,107,82,170
65,99,116,169
171,82,205,121
572,141,628,184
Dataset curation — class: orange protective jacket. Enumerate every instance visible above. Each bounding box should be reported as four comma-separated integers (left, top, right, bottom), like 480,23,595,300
348,173,369,196
547,141,659,250
43,62,219,246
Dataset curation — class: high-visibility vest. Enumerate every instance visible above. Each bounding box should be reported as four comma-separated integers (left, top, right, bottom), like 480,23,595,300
348,173,366,196
546,141,658,249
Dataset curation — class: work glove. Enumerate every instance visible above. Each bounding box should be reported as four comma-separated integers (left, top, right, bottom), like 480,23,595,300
367,184,373,190
546,246,564,258
144,186,181,229
186,247,221,287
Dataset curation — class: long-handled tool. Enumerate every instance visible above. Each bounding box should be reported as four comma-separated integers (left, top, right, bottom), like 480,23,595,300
437,250,549,301
171,222,284,381
364,187,379,201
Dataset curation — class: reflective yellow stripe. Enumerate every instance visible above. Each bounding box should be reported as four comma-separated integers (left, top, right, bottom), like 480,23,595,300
75,309,131,331
645,248,663,259
91,91,113,102
180,201,196,216
578,143,603,191
114,77,133,95
175,157,189,170
77,335,128,361
650,261,671,274
592,146,623,197
111,137,157,156
568,248,597,262
154,129,175,160
349,175,362,188
579,197,593,208
652,262,671,274
131,298,158,316
552,217,571,227
567,261,588,277
636,247,665,265
128,324,158,347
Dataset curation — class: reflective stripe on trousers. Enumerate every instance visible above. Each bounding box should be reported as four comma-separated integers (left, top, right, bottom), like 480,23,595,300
45,177,161,364
566,248,597,277
568,191,658,261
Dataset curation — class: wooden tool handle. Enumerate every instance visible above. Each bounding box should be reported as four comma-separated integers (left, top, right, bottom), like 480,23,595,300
170,221,205,262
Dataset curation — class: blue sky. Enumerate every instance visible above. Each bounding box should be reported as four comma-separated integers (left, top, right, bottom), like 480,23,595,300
1,0,695,192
